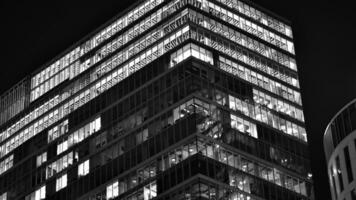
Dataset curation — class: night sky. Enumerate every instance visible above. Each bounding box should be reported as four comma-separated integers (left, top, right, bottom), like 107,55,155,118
1,0,356,199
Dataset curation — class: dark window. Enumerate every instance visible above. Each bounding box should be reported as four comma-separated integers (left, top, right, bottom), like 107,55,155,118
343,146,354,182
351,189,356,200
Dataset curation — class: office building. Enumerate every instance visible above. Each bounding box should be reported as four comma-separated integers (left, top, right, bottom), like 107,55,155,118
324,99,356,200
0,0,314,199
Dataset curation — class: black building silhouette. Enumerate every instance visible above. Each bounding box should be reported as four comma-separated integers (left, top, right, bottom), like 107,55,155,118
0,0,314,199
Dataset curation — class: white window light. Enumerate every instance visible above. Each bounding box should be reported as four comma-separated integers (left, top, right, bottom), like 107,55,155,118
56,174,67,191
36,152,47,167
78,160,90,177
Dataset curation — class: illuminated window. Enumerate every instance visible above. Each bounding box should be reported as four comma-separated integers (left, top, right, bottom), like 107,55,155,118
170,43,214,67
25,185,45,200
230,114,258,138
78,160,90,177
56,174,67,191
143,181,157,200
106,181,119,199
36,152,47,167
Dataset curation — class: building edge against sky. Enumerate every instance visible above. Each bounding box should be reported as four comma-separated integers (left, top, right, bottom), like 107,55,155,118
0,0,314,199
324,99,356,200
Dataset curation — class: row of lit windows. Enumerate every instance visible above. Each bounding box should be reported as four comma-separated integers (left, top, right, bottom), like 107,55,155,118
171,97,308,173
0,95,60,143
94,9,188,80
229,94,307,142
0,154,13,175
0,25,189,161
31,0,164,100
191,7,299,87
31,47,79,90
5,0,293,158
188,18,299,90
104,159,157,198
195,138,308,196
215,0,293,38
30,0,184,102
192,14,299,88
2,20,286,163
87,0,164,54
106,180,157,200
230,114,258,138
0,6,292,161
82,0,186,82
30,0,290,103
29,0,294,106
219,56,301,105
112,134,310,197
31,67,70,101
160,181,256,200
90,0,188,81
186,29,300,104
170,43,214,67
46,151,77,179
56,118,101,155
2,7,189,147
25,185,46,200
187,8,296,71
175,96,310,174
48,119,69,143
0,81,28,128
207,1,294,54
253,89,304,122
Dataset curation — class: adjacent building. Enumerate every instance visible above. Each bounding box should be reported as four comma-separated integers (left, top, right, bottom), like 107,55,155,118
0,0,314,199
324,99,356,200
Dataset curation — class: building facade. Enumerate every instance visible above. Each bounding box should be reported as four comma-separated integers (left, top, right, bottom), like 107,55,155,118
324,99,356,200
0,0,314,199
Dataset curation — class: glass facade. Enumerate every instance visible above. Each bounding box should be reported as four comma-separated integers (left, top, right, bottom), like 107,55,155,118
324,99,356,200
0,0,313,200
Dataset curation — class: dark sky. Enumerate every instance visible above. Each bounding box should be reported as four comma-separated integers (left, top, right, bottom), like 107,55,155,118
1,0,356,199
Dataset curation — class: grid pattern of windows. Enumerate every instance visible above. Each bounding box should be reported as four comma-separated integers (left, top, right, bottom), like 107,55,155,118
30,0,165,101
215,0,293,38
0,0,312,199
219,56,301,105
253,89,304,122
0,24,189,160
187,8,296,70
0,0,299,155
229,94,306,141
207,1,294,54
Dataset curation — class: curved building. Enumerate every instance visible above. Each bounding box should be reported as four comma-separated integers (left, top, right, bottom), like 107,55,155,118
324,99,356,200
